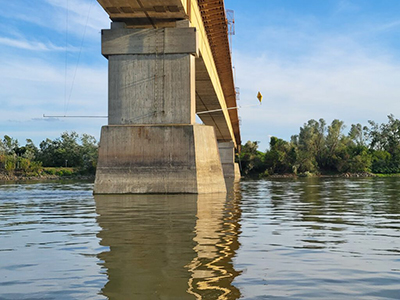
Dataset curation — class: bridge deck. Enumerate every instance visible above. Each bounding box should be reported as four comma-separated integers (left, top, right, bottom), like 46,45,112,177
97,0,241,146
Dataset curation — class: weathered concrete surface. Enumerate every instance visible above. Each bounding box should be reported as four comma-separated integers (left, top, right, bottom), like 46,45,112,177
102,27,199,56
194,125,227,193
94,25,228,194
218,141,241,181
94,124,226,194
108,54,195,125
234,163,241,180
104,28,197,126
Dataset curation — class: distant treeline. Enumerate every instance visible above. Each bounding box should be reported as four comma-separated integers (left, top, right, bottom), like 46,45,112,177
3,115,400,179
0,132,98,177
238,115,400,177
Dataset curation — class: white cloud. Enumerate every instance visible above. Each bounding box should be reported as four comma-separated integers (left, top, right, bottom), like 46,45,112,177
0,37,65,51
235,25,400,148
44,0,110,37
6,0,109,42
0,0,110,145
0,56,107,120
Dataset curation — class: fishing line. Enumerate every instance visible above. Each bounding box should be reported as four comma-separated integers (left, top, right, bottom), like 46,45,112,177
64,0,69,115
65,0,95,115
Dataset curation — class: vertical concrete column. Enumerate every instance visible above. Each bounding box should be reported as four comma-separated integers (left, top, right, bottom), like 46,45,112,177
94,24,226,194
101,26,198,125
218,141,241,181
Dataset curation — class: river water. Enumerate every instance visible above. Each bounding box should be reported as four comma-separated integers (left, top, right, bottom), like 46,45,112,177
0,178,399,299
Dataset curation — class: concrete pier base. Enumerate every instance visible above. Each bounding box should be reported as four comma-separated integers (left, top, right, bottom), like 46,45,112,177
94,124,226,194
234,163,241,180
218,141,241,181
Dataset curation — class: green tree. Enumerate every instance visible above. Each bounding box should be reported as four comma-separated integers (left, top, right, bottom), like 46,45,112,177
380,114,400,157
38,132,81,167
264,137,297,174
344,145,372,173
296,119,326,172
36,132,98,174
326,119,346,156
238,141,265,176
38,138,57,166
2,135,19,155
4,155,16,175
322,119,348,171
348,123,368,147
80,134,98,173
366,115,400,173
371,150,392,173
0,139,4,154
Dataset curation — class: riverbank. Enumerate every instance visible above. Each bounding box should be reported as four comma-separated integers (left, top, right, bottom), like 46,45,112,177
1,171,398,182
269,172,377,178
0,167,95,182
252,172,400,179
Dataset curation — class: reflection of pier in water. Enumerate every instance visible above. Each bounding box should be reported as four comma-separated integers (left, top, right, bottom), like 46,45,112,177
95,184,242,299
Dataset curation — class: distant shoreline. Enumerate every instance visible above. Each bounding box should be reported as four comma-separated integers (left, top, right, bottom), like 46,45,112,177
0,173,95,183
1,172,399,184
248,172,400,179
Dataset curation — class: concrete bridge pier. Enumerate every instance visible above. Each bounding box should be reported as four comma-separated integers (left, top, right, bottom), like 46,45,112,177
218,141,241,181
94,23,226,194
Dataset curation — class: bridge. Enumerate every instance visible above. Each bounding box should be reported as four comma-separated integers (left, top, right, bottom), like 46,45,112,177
94,0,241,194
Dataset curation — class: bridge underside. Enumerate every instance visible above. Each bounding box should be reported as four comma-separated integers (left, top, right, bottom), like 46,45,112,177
195,58,232,142
97,0,241,145
94,0,240,194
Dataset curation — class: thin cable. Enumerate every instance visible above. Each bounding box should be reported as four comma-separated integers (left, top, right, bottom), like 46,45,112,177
65,0,94,114
64,0,69,115
197,104,259,115
43,111,155,121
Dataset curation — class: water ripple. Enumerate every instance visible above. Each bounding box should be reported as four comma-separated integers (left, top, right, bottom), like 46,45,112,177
0,182,106,299
235,178,400,299
1,179,399,299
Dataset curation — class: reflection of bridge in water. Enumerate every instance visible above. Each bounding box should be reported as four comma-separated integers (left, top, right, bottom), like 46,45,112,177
95,183,242,299
94,0,241,194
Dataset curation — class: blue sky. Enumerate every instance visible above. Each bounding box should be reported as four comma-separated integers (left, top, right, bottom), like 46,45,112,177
1,0,400,150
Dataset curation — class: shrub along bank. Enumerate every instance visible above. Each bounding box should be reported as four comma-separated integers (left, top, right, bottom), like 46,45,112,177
0,132,98,180
238,115,400,178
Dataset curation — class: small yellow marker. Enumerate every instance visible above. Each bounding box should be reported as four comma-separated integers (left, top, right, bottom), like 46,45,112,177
257,91,263,104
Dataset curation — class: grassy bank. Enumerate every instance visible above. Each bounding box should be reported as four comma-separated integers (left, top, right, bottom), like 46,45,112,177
373,173,400,177
257,172,400,179
0,167,95,182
